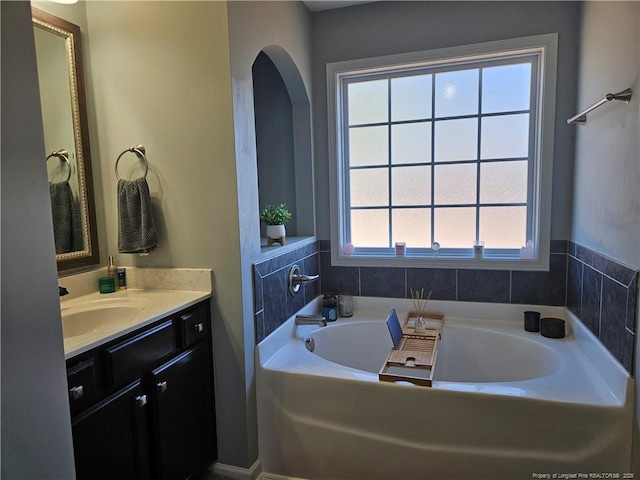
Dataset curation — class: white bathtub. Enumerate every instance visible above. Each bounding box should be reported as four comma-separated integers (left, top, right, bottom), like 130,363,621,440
256,297,634,480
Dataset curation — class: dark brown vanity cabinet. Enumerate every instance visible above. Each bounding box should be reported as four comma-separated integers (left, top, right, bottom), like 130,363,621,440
72,380,151,480
66,301,217,480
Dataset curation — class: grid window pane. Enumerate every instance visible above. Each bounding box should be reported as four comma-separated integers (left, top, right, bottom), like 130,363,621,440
349,126,388,166
391,74,432,121
480,206,527,248
434,163,477,205
480,161,528,204
391,122,431,165
392,166,431,206
348,80,388,125
434,118,478,162
351,209,389,247
481,114,529,159
392,208,431,248
482,63,531,114
350,168,388,207
338,47,545,260
434,207,476,248
435,69,479,118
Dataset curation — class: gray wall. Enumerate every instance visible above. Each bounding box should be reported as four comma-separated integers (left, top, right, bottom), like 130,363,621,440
311,0,581,240
22,0,247,471
227,0,313,469
572,2,639,271
1,2,76,477
15,0,313,472
84,0,247,469
571,1,639,472
253,52,298,236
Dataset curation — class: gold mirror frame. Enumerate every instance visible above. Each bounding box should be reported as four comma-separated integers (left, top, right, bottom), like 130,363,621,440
32,7,99,271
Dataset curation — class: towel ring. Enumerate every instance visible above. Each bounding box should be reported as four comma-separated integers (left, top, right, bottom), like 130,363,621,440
46,149,72,183
115,144,148,181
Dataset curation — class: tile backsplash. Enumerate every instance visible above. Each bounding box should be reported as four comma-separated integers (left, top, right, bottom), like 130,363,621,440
253,239,638,374
253,241,319,343
566,242,638,373
317,239,568,306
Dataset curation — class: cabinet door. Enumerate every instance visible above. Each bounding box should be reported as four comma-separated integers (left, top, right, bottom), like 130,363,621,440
149,345,215,480
72,380,150,480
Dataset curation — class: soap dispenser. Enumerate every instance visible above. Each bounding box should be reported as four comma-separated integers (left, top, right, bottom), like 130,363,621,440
107,256,118,280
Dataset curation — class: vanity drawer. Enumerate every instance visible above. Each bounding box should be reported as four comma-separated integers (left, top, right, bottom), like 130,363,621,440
104,320,176,388
67,358,97,416
179,304,208,348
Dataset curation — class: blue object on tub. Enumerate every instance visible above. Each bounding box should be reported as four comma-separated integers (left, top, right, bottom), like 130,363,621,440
386,309,403,349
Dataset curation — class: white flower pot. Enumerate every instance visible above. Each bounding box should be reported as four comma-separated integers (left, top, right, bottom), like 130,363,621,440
266,224,286,246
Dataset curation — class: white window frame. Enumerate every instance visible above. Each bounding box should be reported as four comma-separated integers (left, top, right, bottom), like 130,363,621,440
327,34,558,271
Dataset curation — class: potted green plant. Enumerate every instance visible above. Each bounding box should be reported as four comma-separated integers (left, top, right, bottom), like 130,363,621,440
260,203,292,246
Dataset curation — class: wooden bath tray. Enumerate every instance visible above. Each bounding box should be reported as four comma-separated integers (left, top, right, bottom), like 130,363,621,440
379,310,444,387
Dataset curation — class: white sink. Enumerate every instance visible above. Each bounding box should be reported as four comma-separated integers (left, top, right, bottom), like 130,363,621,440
61,298,149,338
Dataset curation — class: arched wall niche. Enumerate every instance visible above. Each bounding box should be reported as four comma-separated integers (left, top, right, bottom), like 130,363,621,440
252,45,314,247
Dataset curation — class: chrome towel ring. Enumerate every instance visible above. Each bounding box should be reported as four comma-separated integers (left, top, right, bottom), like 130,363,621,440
46,149,72,183
115,144,148,180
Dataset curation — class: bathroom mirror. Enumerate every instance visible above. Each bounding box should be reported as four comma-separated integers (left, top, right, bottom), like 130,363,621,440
32,7,99,270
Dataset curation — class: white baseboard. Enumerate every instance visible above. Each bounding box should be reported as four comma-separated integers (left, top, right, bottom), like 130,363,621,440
211,459,261,480
257,473,308,480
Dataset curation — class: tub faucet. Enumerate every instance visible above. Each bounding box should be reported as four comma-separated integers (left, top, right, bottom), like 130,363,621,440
288,264,319,296
295,314,327,327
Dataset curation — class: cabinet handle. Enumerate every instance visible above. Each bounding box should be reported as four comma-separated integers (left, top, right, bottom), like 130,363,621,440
69,386,84,400
135,395,147,407
157,381,168,393
194,323,204,333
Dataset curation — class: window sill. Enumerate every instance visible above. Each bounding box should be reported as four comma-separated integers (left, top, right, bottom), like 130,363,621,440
330,252,550,271
259,236,316,261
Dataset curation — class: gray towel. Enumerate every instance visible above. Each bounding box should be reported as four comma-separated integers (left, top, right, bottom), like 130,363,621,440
117,178,158,254
50,181,83,254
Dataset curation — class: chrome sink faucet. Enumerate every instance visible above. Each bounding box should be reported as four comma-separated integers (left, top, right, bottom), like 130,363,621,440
295,314,327,327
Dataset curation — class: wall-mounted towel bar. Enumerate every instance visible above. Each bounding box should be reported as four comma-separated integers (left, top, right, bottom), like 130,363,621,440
115,144,148,180
567,88,632,126
46,149,71,183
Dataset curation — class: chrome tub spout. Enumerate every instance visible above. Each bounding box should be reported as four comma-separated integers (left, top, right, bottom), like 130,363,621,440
295,315,327,327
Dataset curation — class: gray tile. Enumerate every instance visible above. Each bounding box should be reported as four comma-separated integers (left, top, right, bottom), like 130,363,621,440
406,268,456,301
263,268,288,336
303,253,320,303
598,255,636,286
581,266,602,337
627,272,638,333
511,254,566,306
254,242,317,277
550,239,568,254
457,269,510,303
319,251,359,295
567,256,582,317
254,310,265,344
568,240,578,258
623,330,635,375
252,266,263,314
600,276,628,368
286,281,306,318
575,244,596,269
318,239,331,251
254,250,297,276
360,267,405,298
573,243,635,285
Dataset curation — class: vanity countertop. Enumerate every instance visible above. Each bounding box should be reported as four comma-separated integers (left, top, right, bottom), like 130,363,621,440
62,288,212,360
